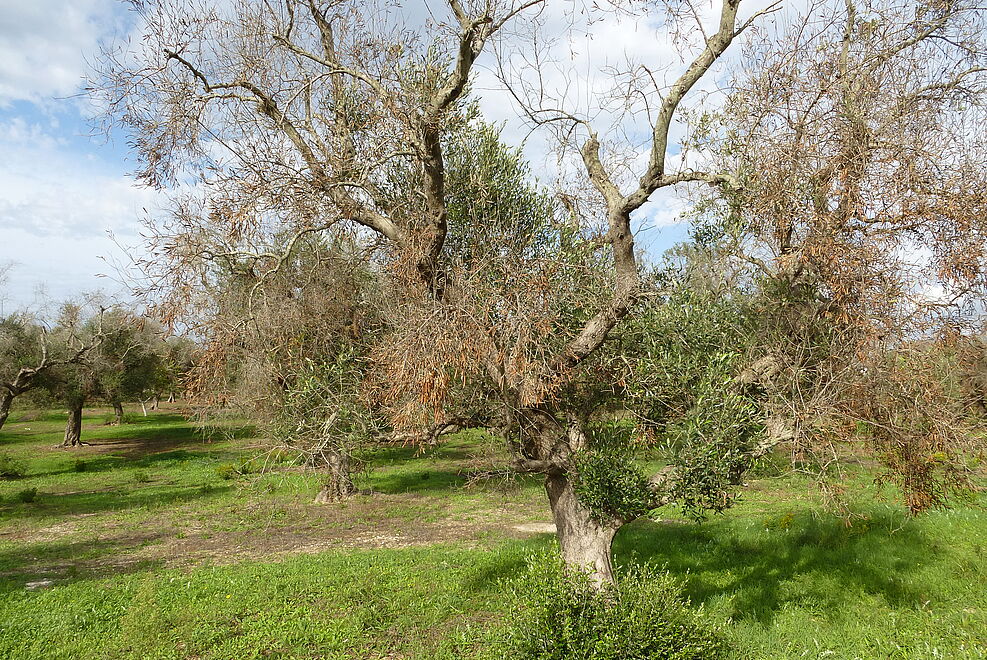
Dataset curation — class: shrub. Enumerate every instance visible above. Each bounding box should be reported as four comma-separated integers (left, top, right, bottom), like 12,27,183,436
496,550,727,660
73,459,88,472
215,460,256,480
133,470,151,484
0,453,26,479
16,487,38,503
215,463,238,480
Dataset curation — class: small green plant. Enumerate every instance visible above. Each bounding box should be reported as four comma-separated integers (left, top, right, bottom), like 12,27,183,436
73,459,88,472
235,458,258,475
496,549,727,659
133,470,151,484
764,510,797,531
215,463,238,480
16,487,38,503
214,459,257,481
0,452,26,479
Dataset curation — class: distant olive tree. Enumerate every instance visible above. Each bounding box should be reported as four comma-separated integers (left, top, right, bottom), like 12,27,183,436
0,311,102,433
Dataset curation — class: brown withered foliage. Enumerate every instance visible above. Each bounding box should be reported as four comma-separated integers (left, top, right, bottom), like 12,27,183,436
708,0,987,509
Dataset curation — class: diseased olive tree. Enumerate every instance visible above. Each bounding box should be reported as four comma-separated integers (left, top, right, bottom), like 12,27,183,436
190,230,381,501
95,0,987,588
92,0,780,587
693,0,987,511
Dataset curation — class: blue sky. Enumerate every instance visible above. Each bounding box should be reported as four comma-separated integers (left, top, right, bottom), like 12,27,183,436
0,0,699,313
0,0,162,311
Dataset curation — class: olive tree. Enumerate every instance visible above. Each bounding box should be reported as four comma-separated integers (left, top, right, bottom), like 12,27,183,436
694,0,987,511
91,310,169,425
90,0,794,587
95,0,987,588
0,312,104,432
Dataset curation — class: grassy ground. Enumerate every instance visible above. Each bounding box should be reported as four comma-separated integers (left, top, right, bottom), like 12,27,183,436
0,405,984,659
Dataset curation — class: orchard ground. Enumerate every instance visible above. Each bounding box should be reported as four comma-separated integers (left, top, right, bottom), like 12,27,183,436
0,405,984,659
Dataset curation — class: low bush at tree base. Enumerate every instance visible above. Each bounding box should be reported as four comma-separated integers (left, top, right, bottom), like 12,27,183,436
495,549,727,660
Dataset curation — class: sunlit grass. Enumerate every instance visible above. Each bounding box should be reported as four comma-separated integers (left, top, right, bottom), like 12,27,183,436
0,404,984,658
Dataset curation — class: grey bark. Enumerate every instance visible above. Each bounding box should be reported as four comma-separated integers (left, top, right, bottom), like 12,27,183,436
546,472,621,589
0,390,13,431
313,448,356,503
112,401,124,425
62,402,84,447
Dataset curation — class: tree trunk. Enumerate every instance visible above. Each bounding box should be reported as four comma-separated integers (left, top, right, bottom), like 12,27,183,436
0,391,13,431
167,392,176,403
313,449,356,503
112,401,124,425
545,472,621,589
151,394,159,410
62,402,84,447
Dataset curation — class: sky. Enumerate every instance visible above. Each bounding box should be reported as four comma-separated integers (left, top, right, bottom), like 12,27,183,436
0,0,157,312
0,0,723,312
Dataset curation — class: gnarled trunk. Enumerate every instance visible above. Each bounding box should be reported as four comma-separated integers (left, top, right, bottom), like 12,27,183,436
0,391,13,431
62,401,84,447
313,449,356,503
546,472,621,588
112,401,124,425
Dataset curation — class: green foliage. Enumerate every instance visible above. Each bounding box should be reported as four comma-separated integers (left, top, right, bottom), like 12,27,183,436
272,348,380,471
572,436,652,522
15,487,38,503
214,460,255,480
0,452,26,479
625,288,764,519
496,549,727,660
73,459,88,473
625,288,753,424
663,372,764,519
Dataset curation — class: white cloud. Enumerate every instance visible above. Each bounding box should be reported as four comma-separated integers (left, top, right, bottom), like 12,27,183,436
0,121,160,307
0,0,124,105
0,134,159,239
0,228,133,313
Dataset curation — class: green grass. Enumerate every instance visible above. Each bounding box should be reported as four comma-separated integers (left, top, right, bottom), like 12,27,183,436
0,405,984,658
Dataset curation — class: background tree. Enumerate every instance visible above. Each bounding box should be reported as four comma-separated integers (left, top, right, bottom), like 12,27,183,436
695,0,987,510
90,310,168,424
0,311,103,432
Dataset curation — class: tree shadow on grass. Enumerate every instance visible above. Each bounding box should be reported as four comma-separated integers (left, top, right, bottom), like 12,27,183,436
368,468,468,495
0,534,167,595
362,441,475,465
32,447,243,479
0,483,232,522
459,537,551,593
614,508,934,625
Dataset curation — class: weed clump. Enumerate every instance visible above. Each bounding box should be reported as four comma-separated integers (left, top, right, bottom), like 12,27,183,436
0,452,26,479
16,487,38,503
496,550,727,660
215,460,257,480
215,463,237,480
